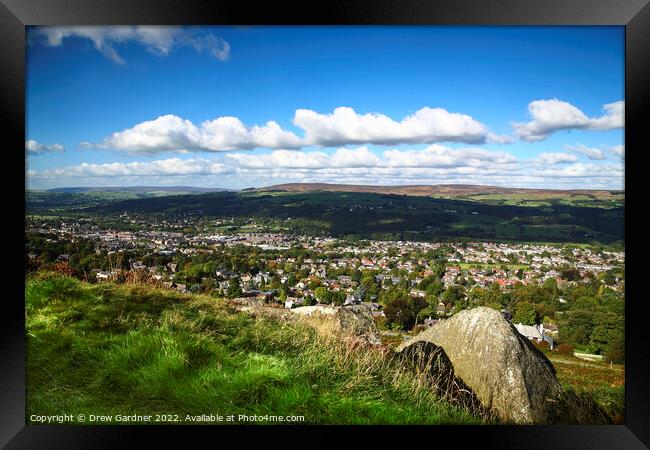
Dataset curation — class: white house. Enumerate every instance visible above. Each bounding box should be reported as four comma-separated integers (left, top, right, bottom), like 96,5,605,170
514,323,554,349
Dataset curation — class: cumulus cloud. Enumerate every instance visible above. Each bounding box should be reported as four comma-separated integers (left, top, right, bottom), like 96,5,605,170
89,104,522,154
226,147,381,170
383,145,517,168
28,145,623,190
227,150,330,170
535,152,579,165
25,140,64,155
514,99,624,142
224,158,621,190
29,146,516,179
97,114,302,153
226,145,516,172
33,157,229,178
531,162,623,180
28,26,230,64
329,146,381,168
293,106,491,146
564,144,607,160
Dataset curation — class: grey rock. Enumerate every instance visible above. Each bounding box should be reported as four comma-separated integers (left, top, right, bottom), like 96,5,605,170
396,306,609,424
337,304,381,345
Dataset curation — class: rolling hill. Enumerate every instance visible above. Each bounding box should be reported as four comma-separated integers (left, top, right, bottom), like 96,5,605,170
253,183,623,200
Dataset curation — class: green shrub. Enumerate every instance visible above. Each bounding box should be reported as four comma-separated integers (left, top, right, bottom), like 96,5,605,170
604,336,624,364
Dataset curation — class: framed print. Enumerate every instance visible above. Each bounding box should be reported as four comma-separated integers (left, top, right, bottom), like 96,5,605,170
3,0,649,447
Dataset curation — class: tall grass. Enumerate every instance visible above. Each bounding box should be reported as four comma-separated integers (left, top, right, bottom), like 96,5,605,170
25,273,482,425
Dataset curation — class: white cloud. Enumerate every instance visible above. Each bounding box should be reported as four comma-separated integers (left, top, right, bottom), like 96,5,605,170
514,99,624,142
225,160,621,190
383,145,517,168
293,106,490,146
25,140,64,155
32,157,229,178
226,147,380,170
329,146,382,168
185,32,231,61
532,162,623,180
252,150,620,189
610,145,625,158
90,105,520,154
200,117,302,150
227,150,330,170
29,26,230,64
98,114,302,153
28,145,624,191
486,133,514,144
565,144,607,160
535,152,579,165
588,102,624,130
225,145,516,172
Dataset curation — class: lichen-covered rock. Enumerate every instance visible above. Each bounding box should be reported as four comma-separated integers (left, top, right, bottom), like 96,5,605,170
396,306,608,424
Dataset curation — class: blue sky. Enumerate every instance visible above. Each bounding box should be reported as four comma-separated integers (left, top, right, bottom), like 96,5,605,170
26,26,624,190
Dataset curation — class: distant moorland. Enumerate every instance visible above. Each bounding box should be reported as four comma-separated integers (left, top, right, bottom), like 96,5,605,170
252,183,624,207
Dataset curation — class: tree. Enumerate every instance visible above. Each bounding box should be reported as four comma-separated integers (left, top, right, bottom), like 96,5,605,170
314,287,327,302
383,292,428,330
307,277,322,290
603,271,616,286
442,285,465,310
558,307,597,347
513,302,539,325
330,291,346,306
604,334,624,364
424,280,444,298
542,277,558,294
227,277,243,299
560,266,580,281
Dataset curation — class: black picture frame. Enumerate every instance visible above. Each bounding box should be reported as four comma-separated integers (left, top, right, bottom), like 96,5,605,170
3,0,648,447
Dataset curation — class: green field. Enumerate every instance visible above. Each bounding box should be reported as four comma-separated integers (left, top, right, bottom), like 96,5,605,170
441,191,624,209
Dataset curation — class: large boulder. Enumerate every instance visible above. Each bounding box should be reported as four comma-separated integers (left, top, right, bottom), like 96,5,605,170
396,306,608,424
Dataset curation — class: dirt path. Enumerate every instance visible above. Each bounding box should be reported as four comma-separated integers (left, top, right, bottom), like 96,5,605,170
548,357,624,371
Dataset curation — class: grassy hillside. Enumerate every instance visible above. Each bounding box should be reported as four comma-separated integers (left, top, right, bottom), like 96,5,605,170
25,274,481,425
537,347,625,424
26,187,230,213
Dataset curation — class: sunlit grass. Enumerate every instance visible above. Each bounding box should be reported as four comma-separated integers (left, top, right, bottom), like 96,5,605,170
25,273,481,425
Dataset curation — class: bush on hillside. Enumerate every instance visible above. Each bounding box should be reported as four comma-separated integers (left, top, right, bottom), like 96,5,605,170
555,343,574,356
604,336,624,364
